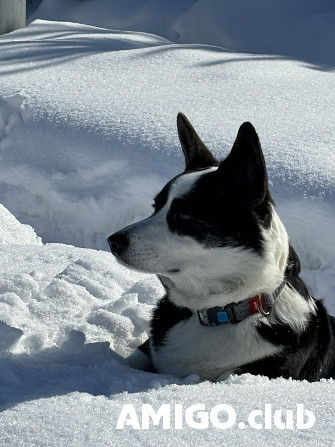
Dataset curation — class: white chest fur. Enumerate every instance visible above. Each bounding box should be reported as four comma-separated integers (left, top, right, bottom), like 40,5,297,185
150,313,282,381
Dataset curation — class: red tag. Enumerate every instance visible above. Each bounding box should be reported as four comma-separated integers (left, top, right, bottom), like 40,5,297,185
249,295,265,314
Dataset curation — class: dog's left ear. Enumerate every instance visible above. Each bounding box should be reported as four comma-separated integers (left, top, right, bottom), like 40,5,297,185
177,113,219,171
218,122,269,207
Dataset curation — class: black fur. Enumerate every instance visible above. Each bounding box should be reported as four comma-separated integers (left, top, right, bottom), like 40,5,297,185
166,169,269,253
150,295,192,348
242,300,335,381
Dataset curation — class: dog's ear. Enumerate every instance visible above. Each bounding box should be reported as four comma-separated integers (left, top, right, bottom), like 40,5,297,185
177,113,218,171
218,122,269,207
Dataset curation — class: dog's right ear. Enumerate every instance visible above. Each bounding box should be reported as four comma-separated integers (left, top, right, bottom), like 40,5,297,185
217,122,269,208
177,113,218,171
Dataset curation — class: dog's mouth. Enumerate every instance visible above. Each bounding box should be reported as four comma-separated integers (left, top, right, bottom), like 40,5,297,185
125,261,182,277
110,250,182,276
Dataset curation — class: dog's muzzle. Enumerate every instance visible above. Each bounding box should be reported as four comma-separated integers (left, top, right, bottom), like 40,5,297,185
108,231,129,257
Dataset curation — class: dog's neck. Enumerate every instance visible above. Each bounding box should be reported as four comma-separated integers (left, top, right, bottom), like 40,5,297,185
160,273,315,334
159,273,275,311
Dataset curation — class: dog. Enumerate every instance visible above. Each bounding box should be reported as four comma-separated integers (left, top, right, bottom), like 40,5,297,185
108,113,335,382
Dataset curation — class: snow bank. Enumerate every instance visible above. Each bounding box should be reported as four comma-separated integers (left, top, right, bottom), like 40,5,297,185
0,20,335,250
0,243,162,359
28,0,335,66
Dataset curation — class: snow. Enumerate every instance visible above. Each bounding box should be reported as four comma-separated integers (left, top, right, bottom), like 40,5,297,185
1,19,335,249
28,0,335,66
1,378,334,446
0,203,42,246
0,0,335,445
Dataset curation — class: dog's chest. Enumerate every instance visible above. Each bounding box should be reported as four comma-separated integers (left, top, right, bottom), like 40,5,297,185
150,314,281,380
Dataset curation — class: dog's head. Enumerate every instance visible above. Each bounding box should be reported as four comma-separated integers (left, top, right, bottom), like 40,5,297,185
108,114,289,310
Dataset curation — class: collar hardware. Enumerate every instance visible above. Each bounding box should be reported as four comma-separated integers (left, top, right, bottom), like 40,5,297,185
255,295,271,316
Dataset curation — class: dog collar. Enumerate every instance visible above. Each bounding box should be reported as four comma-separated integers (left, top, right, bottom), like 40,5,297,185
197,282,285,326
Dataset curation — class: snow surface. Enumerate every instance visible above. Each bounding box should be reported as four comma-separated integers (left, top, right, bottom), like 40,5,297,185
0,1,335,445
28,0,335,66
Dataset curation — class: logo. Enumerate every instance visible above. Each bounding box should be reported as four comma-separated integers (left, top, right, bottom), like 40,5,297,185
116,403,316,430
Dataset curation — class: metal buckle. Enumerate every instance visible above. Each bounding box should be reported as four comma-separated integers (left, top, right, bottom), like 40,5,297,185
256,295,271,316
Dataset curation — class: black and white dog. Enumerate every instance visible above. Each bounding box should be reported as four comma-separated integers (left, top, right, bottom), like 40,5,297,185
108,113,335,382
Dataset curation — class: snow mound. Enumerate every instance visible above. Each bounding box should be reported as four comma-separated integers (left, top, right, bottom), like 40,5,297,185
1,18,171,48
0,243,163,357
0,204,42,245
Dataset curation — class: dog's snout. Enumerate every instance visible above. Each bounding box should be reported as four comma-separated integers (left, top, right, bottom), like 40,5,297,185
108,232,129,257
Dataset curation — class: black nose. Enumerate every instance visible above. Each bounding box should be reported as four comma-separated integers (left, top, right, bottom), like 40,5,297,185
108,232,129,257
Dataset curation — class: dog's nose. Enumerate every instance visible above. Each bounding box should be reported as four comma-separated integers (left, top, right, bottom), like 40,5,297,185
108,232,129,257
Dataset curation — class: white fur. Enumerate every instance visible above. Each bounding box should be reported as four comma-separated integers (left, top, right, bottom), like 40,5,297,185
150,284,316,380
161,210,290,310
150,313,282,380
271,286,316,333
262,210,316,332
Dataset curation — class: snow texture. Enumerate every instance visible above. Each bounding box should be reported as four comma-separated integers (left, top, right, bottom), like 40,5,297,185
0,1,335,445
28,0,335,66
0,18,335,250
